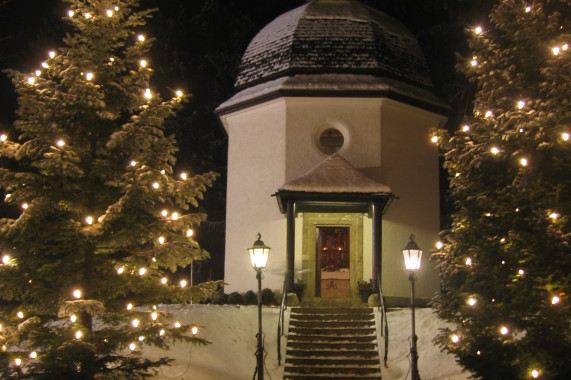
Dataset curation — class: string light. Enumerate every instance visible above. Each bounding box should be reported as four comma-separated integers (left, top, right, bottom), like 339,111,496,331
151,311,158,321
68,10,75,17
109,57,115,62
518,269,525,276
562,132,569,141
2,255,10,264
500,326,509,335
563,44,569,51
144,88,152,99
431,135,438,144
138,34,145,42
117,266,125,274
27,77,35,85
130,160,137,167
57,139,65,147
70,314,77,322
471,57,478,66
174,321,181,328
462,125,470,132
35,70,41,76
176,90,183,97
85,216,93,225
139,59,147,68
138,336,145,342
436,241,443,249
158,236,165,245
75,331,83,339
4,193,10,199
531,369,540,378
465,257,472,265
161,209,168,217
161,277,168,284
171,212,179,220
29,351,37,359
152,182,159,189
474,26,483,35
520,158,528,166
451,334,460,343
126,303,133,310
17,311,24,319
49,51,55,59
525,5,532,13
491,146,500,155
160,169,166,175
1,134,6,141
180,172,188,180
106,9,113,17
186,229,194,237
191,326,198,335
455,172,460,177
41,62,48,69
159,329,165,336
551,295,560,305
132,319,140,328
549,212,559,220
129,343,136,351
15,358,22,366
84,12,91,19
138,267,147,276
468,297,477,306
552,46,560,55
179,279,187,288
484,110,493,118
73,289,82,299
85,72,94,81
517,100,525,109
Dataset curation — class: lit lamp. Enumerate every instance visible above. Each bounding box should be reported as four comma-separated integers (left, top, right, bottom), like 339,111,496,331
402,234,422,380
248,233,270,380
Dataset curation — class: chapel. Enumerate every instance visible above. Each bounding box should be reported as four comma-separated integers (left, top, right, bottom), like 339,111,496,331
216,0,449,305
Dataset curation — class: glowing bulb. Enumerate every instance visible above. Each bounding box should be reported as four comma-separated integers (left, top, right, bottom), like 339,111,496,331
563,44,569,51
158,236,165,245
70,314,77,322
553,46,560,55
474,26,483,35
109,57,115,62
161,277,168,284
491,147,499,155
129,343,136,351
531,369,540,378
132,319,140,328
455,172,460,177
451,334,460,343
115,6,119,11
2,255,10,264
525,5,532,12
138,34,145,42
468,297,477,306
159,329,165,336
29,351,37,359
160,169,165,174
73,289,81,299
49,51,55,58
130,160,137,166
180,279,187,288
551,295,560,305
471,59,478,67
68,10,75,17
465,257,472,265
518,269,525,275
15,358,22,366
161,209,168,217
56,139,65,147
152,182,159,189
127,303,133,310
176,90,183,97
186,229,194,237
1,134,6,141
117,266,125,274
27,77,35,85
41,62,48,69
139,59,147,68
485,110,493,118
549,212,559,220
562,132,569,141
462,125,470,132
138,267,147,276
174,321,181,328
520,158,528,166
17,311,24,319
4,193,10,199
75,331,83,339
180,172,188,180
171,212,179,220
35,69,41,76
85,216,93,225
517,100,525,109
85,72,94,81
500,326,509,335
144,88,152,99
151,311,158,321
436,241,443,249
191,326,198,335
430,135,438,144
476,350,481,355
106,9,113,17
84,12,91,19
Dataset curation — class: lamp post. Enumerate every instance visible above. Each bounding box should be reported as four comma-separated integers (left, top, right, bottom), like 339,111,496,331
248,233,270,380
402,234,422,380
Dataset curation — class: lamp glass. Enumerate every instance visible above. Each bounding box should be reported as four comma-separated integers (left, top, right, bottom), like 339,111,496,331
249,246,269,270
403,249,422,271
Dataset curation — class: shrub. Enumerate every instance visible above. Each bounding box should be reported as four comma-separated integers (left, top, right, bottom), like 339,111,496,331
244,290,257,305
212,291,228,305
261,288,275,305
228,292,244,305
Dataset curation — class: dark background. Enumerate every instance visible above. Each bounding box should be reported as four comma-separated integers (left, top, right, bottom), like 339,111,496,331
0,0,495,282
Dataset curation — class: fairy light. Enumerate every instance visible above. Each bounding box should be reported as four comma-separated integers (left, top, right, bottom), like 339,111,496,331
27,77,35,85
455,172,460,177
115,6,119,11
186,229,194,237
85,72,94,81
430,135,438,144
471,58,478,67
525,5,532,12
180,172,188,180
551,295,560,305
462,124,470,132
549,212,559,220
57,139,65,147
68,10,75,17
132,319,140,328
436,241,443,249
191,326,198,336
4,193,10,199
474,26,483,35
174,321,181,328
518,269,525,275
563,44,569,51
484,110,493,118
158,236,165,245
41,62,48,69
159,329,165,336
520,158,528,166
2,255,10,264
152,182,159,189
465,257,472,265
70,314,77,322
491,146,499,155
151,311,158,321
468,297,477,306
1,134,6,142
126,303,133,310
139,59,147,68
85,216,93,225
500,326,509,335
171,212,179,220
117,266,125,274
562,132,569,141
180,279,187,288
73,289,82,299
22,202,29,210
49,51,55,59
130,160,137,167
109,57,115,62
517,100,525,109
75,331,83,339
138,267,147,276
161,209,168,217
15,358,22,366
531,369,540,378
106,9,113,17
501,260,506,265
144,88,152,99
17,311,24,319
552,46,560,55
176,90,183,97
160,169,166,175
29,351,37,359
138,335,145,342
84,12,91,19
129,343,136,351
138,34,145,42
35,69,41,76
451,334,460,343
161,277,168,284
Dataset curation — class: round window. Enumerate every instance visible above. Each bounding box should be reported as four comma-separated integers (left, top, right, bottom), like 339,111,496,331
318,128,344,155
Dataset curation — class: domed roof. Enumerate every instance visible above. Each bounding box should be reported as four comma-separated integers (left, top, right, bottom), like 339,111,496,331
235,0,433,91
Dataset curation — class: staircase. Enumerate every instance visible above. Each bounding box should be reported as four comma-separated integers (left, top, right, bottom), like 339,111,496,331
284,307,382,379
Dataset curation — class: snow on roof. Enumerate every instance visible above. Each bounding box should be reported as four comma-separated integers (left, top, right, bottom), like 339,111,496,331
235,0,433,91
279,154,391,194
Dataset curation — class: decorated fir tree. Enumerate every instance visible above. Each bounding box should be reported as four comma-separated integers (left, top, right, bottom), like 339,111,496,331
0,0,218,378
433,1,570,379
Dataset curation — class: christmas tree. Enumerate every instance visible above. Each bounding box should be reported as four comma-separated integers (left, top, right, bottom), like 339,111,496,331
0,0,218,378
432,1,570,379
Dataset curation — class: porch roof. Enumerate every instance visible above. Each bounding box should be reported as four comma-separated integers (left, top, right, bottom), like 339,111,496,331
274,154,394,214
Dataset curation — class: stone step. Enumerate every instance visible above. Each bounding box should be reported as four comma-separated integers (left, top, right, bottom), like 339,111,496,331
291,313,373,322
284,375,381,380
284,365,381,376
287,349,379,359
287,341,377,351
291,307,373,315
288,334,376,343
290,320,375,328
285,357,380,367
289,327,375,336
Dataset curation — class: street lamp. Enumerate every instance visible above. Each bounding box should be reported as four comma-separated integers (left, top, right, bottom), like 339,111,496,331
402,233,422,380
248,233,270,380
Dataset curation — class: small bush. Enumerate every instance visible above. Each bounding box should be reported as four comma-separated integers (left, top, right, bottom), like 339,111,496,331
228,292,244,305
244,290,257,305
212,291,228,305
261,288,275,305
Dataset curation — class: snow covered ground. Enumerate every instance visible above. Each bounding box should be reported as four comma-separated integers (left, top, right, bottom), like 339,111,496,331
145,304,471,380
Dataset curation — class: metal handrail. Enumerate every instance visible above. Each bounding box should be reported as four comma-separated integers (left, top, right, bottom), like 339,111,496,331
377,275,389,367
277,278,287,365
